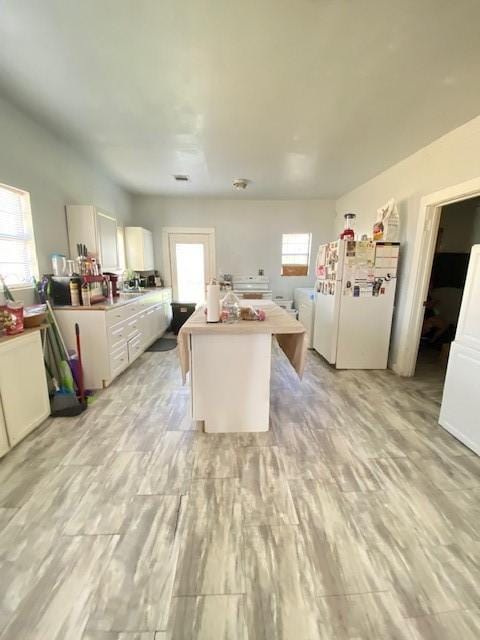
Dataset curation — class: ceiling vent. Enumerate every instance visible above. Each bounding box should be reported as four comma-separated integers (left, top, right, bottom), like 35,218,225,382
233,178,249,191
173,174,190,182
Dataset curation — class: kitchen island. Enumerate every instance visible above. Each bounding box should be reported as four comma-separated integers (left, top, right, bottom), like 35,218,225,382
178,301,306,433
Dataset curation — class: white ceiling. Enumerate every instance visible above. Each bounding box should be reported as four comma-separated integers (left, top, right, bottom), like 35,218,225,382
1,0,480,198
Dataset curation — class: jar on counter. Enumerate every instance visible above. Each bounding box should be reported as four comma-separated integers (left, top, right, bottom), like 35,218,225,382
69,279,81,307
221,291,241,323
51,253,67,276
4,301,24,335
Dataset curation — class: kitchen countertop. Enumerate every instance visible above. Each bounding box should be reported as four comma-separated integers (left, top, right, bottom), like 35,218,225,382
0,323,49,345
177,301,307,381
53,288,170,311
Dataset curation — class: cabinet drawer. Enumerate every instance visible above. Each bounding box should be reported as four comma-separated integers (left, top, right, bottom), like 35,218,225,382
106,306,129,327
106,301,140,327
110,343,129,377
107,321,127,349
127,335,143,363
126,301,140,317
126,315,141,339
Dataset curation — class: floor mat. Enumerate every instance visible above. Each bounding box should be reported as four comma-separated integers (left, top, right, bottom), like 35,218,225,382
146,337,177,352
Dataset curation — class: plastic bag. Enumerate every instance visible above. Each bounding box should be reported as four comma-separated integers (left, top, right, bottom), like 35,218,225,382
373,198,400,242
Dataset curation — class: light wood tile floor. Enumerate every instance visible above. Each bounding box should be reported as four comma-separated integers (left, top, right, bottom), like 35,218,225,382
0,344,479,639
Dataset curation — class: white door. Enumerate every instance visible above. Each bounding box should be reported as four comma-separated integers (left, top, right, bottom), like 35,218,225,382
439,245,480,454
168,233,214,303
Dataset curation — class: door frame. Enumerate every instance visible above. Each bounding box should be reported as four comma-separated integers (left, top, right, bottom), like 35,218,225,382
400,176,480,377
161,226,216,291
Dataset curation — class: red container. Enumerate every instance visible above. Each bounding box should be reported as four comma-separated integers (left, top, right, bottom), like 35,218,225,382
4,301,24,335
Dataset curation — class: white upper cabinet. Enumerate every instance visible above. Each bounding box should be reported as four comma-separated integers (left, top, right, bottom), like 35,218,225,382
125,226,155,271
66,205,120,271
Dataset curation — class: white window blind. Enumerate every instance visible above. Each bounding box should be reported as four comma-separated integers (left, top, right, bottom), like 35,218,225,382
281,233,312,276
0,182,39,287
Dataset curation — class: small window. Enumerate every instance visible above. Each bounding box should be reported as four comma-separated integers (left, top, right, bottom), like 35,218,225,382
281,233,312,276
0,182,39,287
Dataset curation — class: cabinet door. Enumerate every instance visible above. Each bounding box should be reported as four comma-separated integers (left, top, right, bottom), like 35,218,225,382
142,229,155,270
152,304,164,338
161,302,171,333
0,332,50,447
0,397,10,458
144,306,156,346
66,205,97,260
97,212,119,271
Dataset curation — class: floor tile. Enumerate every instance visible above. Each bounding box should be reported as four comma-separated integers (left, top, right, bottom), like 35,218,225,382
83,631,156,639
374,540,480,618
173,480,244,596
0,534,118,640
64,452,152,534
193,444,239,479
86,495,182,633
238,447,298,525
405,608,480,640
244,525,321,640
168,595,246,640
315,592,413,639
138,432,195,495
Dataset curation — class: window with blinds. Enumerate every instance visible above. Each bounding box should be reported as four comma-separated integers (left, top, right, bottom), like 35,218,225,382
281,233,312,276
0,182,39,287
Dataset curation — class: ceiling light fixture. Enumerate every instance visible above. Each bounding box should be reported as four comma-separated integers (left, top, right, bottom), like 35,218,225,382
173,174,190,182
232,178,249,191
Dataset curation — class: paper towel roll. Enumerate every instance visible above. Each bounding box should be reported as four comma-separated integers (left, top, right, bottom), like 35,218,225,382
206,283,221,322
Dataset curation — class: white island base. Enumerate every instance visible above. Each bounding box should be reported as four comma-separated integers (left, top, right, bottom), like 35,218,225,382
190,332,271,433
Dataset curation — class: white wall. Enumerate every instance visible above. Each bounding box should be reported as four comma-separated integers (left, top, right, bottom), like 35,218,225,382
132,197,335,299
336,114,480,373
0,96,132,289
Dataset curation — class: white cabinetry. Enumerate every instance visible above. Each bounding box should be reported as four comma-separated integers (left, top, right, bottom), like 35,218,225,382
0,331,50,455
125,226,154,271
55,289,172,389
0,398,9,458
294,288,315,349
66,205,119,271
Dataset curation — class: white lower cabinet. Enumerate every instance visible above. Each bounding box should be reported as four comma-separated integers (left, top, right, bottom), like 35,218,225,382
0,398,10,458
0,331,50,455
127,334,143,362
55,289,172,389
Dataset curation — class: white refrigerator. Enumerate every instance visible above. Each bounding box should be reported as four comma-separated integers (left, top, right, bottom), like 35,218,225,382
439,244,480,455
313,239,399,369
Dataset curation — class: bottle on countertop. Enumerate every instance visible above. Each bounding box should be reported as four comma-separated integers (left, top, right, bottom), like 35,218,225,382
81,282,91,306
69,279,81,307
206,279,221,323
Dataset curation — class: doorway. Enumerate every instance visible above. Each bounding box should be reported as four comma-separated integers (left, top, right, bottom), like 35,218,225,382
162,228,216,303
415,196,480,382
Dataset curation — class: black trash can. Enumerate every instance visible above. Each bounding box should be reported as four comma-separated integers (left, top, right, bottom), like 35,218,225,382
170,302,197,335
